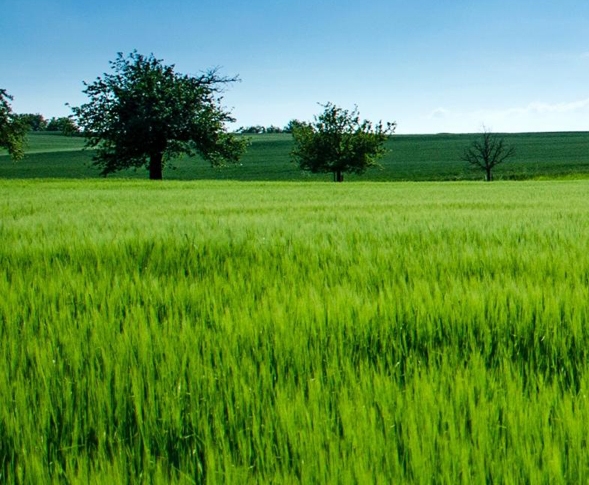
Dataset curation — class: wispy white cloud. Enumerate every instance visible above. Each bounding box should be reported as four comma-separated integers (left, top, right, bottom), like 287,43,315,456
428,107,451,119
408,97,589,134
477,98,589,132
505,98,589,115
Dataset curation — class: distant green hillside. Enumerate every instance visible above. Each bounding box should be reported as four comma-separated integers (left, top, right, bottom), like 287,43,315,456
1,131,589,180
17,132,86,153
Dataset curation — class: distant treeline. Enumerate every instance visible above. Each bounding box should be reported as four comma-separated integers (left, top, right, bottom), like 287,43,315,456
235,120,302,134
16,113,80,136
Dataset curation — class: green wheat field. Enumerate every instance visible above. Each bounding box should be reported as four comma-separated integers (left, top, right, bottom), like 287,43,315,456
2,131,589,181
3,133,589,483
2,176,589,483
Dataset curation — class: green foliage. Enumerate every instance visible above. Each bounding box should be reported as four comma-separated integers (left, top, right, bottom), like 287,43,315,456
46,116,80,136
236,124,267,134
462,127,516,181
71,51,248,179
0,89,28,161
283,119,303,134
16,113,47,132
3,180,589,482
12,114,80,136
236,124,283,134
291,103,396,181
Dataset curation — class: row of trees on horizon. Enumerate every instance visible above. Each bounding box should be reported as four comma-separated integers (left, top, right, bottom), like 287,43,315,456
1,51,515,182
12,113,80,136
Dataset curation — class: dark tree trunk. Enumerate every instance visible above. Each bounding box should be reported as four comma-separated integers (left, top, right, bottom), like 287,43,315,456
334,170,344,182
485,167,492,182
149,152,164,180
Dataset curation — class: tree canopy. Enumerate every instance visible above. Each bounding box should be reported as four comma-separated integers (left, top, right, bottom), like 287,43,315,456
46,116,80,136
17,113,47,132
71,51,247,179
291,103,395,181
0,89,27,161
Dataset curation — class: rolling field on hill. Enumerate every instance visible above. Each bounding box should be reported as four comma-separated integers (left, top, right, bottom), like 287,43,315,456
2,179,589,482
1,131,589,181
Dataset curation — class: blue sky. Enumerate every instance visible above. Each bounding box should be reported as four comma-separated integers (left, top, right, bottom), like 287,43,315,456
2,0,589,134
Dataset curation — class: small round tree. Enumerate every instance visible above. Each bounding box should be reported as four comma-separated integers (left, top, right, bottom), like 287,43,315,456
291,103,396,182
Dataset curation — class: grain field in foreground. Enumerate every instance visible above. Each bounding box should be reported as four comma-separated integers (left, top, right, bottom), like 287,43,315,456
2,180,589,483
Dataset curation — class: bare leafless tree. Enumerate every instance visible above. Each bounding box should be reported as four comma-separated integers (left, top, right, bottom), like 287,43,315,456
462,127,515,182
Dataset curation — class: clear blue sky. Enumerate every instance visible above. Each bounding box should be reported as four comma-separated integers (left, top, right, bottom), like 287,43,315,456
2,0,589,134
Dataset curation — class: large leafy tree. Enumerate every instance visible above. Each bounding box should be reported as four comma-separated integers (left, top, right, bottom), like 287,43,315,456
0,89,27,161
462,127,516,182
291,103,396,182
71,51,247,179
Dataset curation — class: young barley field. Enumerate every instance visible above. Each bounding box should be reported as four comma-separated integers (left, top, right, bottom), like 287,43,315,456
2,179,589,483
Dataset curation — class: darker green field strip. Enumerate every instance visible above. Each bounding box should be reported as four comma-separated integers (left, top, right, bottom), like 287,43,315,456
0,150,97,178
2,131,589,181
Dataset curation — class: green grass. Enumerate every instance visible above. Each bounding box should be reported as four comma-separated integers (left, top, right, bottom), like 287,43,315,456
2,131,589,181
16,132,86,153
3,179,589,482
